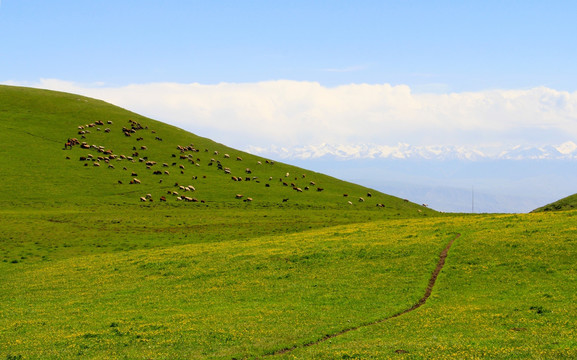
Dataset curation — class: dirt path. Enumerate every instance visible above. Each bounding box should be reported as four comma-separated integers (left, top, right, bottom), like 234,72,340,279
264,233,461,357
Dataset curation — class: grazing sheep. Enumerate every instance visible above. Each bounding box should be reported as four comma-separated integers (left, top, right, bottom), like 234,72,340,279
160,196,167,202
358,197,365,202
235,194,243,199
348,201,353,205
317,188,324,192
140,197,147,202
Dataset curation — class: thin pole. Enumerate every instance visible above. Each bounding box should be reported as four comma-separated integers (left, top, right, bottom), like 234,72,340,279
472,186,475,213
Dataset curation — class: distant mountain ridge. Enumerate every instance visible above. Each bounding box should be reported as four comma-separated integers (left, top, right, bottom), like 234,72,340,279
247,141,577,161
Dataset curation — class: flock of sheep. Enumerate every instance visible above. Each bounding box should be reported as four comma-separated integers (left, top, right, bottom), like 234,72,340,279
65,118,387,208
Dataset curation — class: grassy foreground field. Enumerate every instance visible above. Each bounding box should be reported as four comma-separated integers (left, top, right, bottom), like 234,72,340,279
1,85,576,359
2,211,576,359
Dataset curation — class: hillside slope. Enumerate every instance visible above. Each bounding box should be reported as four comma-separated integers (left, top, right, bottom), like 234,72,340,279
0,85,432,215
532,193,577,212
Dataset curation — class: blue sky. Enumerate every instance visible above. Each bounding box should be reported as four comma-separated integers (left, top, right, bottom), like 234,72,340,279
2,1,576,91
2,1,577,212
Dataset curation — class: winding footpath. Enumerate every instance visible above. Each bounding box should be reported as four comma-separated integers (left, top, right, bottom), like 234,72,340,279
265,233,461,357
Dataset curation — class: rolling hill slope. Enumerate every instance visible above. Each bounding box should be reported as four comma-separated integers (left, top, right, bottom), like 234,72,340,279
532,193,577,212
0,84,432,215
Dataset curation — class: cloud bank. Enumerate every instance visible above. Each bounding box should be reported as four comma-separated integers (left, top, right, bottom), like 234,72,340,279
5,79,577,159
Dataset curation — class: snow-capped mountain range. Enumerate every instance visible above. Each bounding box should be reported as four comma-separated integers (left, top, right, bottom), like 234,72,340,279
246,141,577,161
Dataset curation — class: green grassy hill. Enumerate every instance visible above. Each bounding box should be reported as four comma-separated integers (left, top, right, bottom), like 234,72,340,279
532,193,577,212
0,85,432,214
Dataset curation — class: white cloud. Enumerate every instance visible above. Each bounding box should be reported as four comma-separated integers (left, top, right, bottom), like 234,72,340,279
5,79,577,158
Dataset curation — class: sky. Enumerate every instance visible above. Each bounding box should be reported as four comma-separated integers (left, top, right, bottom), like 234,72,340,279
2,1,577,212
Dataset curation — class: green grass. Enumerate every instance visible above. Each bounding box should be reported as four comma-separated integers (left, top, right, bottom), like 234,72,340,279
281,212,577,359
1,85,576,359
2,212,576,359
0,219,452,359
